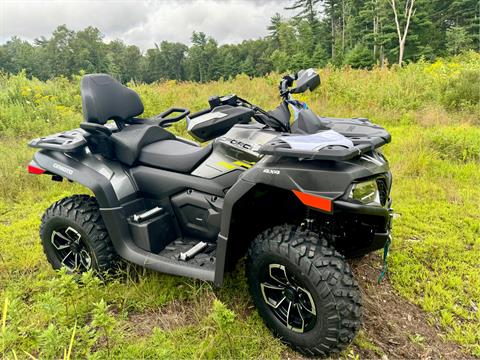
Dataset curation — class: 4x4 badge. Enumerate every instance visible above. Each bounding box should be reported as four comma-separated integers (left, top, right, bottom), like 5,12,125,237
263,169,280,175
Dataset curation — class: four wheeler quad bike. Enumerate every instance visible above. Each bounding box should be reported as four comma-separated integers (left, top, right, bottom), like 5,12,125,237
27,69,393,357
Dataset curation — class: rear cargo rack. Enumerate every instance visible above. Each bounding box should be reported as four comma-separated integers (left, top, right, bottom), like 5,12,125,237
28,129,87,152
259,135,390,161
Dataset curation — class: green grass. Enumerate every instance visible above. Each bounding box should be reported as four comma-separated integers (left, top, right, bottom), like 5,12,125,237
353,330,384,356
386,125,480,355
1,52,479,358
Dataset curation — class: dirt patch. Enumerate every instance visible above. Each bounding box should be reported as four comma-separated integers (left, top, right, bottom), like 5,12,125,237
126,292,216,337
349,253,470,360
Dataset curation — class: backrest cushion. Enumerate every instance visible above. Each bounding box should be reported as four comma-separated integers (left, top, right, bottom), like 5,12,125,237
81,74,144,124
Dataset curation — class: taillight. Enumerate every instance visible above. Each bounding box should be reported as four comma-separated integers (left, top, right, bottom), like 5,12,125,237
27,165,45,174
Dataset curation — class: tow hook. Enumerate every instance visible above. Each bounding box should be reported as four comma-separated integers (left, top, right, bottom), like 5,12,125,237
300,218,314,231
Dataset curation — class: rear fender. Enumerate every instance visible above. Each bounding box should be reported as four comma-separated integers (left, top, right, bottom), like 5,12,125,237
32,149,217,282
31,150,136,207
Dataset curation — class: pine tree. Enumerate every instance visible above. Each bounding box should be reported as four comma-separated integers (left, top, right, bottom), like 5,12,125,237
446,26,473,55
285,0,321,23
268,13,284,48
285,0,321,46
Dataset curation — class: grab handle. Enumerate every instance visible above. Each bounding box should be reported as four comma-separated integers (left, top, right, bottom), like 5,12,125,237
153,107,190,127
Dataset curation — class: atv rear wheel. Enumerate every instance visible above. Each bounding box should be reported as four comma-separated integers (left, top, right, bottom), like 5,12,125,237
40,195,116,274
246,224,361,357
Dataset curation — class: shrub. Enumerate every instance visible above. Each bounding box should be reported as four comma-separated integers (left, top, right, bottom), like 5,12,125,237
344,44,375,69
441,70,480,111
428,126,480,163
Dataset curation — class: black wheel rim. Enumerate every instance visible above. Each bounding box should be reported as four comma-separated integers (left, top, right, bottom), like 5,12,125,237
260,263,317,333
50,226,92,271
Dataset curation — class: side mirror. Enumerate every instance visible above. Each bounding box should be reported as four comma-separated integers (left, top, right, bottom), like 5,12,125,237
290,69,321,94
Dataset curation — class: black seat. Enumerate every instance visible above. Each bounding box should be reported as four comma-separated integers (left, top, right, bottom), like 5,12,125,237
139,140,212,173
80,74,211,172
109,124,175,165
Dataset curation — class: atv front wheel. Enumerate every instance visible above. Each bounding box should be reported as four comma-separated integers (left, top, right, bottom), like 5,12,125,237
246,225,361,357
40,195,116,274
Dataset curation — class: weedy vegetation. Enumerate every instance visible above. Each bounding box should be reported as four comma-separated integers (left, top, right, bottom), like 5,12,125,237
0,52,479,358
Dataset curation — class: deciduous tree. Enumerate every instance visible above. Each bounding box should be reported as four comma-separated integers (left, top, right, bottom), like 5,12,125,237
388,0,416,65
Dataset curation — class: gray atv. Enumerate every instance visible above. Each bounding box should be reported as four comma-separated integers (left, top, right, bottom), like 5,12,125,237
28,69,393,357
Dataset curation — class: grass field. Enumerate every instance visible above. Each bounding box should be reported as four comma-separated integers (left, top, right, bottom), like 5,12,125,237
1,52,479,359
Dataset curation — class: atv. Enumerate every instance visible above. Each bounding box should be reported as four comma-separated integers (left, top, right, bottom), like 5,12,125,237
28,69,393,357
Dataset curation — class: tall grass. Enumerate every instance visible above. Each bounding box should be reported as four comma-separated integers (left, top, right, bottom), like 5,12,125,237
0,52,479,357
0,51,478,138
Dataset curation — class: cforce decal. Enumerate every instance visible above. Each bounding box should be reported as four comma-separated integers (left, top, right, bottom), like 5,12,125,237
53,162,74,175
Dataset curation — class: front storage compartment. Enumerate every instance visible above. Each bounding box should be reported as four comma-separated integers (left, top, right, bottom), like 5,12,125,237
127,207,177,253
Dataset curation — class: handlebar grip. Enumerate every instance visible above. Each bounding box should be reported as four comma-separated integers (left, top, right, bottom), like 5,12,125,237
280,74,296,94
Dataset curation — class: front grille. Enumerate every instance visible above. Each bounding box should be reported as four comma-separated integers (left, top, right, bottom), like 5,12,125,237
376,178,388,207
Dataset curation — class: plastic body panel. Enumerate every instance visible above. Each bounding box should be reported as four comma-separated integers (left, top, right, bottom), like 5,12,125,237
261,116,391,161
31,149,135,207
100,206,216,281
130,165,239,198
214,178,255,285
171,190,223,241
240,153,390,201
191,123,278,178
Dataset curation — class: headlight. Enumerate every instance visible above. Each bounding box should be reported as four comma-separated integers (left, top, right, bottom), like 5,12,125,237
348,179,381,206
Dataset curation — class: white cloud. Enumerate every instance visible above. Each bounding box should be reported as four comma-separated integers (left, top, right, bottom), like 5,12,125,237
0,0,292,50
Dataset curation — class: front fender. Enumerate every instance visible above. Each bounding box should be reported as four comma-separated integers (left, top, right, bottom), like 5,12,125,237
214,178,255,285
242,155,390,200
214,155,391,285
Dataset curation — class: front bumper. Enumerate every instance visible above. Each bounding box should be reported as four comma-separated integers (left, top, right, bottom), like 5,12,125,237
334,199,393,219
331,199,394,257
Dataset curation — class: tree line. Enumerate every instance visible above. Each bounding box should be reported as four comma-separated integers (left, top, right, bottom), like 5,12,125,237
1,0,478,83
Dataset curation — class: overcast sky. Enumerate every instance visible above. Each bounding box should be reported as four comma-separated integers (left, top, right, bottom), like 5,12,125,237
0,0,293,50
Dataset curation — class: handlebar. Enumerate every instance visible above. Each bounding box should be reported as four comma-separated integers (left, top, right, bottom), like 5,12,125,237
188,94,241,119
279,74,296,97
188,94,291,133
153,107,190,127
188,108,211,119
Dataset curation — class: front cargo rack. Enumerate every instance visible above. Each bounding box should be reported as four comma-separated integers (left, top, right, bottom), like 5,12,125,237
28,129,87,152
259,134,390,161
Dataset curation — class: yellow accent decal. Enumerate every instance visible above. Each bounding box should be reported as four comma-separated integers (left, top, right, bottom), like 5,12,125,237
233,160,253,169
216,160,255,170
216,161,237,170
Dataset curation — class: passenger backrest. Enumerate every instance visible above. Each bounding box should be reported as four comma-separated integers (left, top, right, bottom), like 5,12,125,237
81,74,144,124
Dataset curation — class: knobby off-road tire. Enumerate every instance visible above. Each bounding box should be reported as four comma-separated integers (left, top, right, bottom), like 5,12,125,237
246,224,361,357
40,195,116,274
